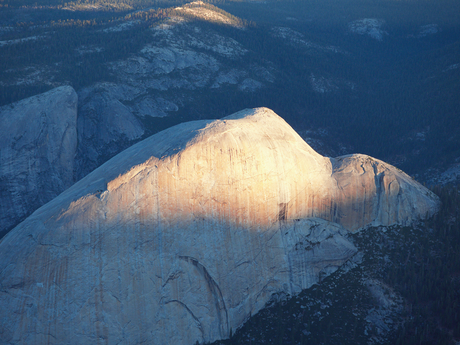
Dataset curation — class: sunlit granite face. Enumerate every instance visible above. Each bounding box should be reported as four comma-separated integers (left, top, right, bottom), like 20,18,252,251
0,107,439,345
102,107,335,228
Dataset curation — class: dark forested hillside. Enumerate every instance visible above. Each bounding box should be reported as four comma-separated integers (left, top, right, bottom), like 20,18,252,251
211,185,460,345
2,0,459,180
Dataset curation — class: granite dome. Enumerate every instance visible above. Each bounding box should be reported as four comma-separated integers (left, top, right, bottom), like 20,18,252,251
0,107,439,345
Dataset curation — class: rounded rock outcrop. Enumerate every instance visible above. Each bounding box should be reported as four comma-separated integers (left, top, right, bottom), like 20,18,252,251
0,107,438,345
0,86,78,235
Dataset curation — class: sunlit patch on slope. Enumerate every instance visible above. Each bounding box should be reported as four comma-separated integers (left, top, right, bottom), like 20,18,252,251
174,1,246,29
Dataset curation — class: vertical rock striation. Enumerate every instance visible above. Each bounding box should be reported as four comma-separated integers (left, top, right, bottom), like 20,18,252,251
0,108,439,345
330,154,437,231
0,86,78,235
75,84,145,180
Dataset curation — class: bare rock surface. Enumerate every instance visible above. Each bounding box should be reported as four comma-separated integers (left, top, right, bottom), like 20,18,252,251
0,85,78,235
330,154,438,231
0,108,439,345
174,1,245,28
75,84,145,179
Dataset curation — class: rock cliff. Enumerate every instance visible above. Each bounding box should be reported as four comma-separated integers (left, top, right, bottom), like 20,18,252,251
75,84,145,179
0,108,439,345
0,86,78,236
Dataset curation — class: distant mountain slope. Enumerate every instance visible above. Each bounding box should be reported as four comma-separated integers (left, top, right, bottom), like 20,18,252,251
0,86,77,237
1,0,459,183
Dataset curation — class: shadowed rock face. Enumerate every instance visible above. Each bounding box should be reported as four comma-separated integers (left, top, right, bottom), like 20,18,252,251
75,84,145,179
0,108,439,345
0,86,78,235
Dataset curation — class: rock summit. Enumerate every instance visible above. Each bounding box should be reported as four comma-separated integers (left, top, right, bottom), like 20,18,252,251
0,107,439,345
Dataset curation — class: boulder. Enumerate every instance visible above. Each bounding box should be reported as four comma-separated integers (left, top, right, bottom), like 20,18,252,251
0,107,439,345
